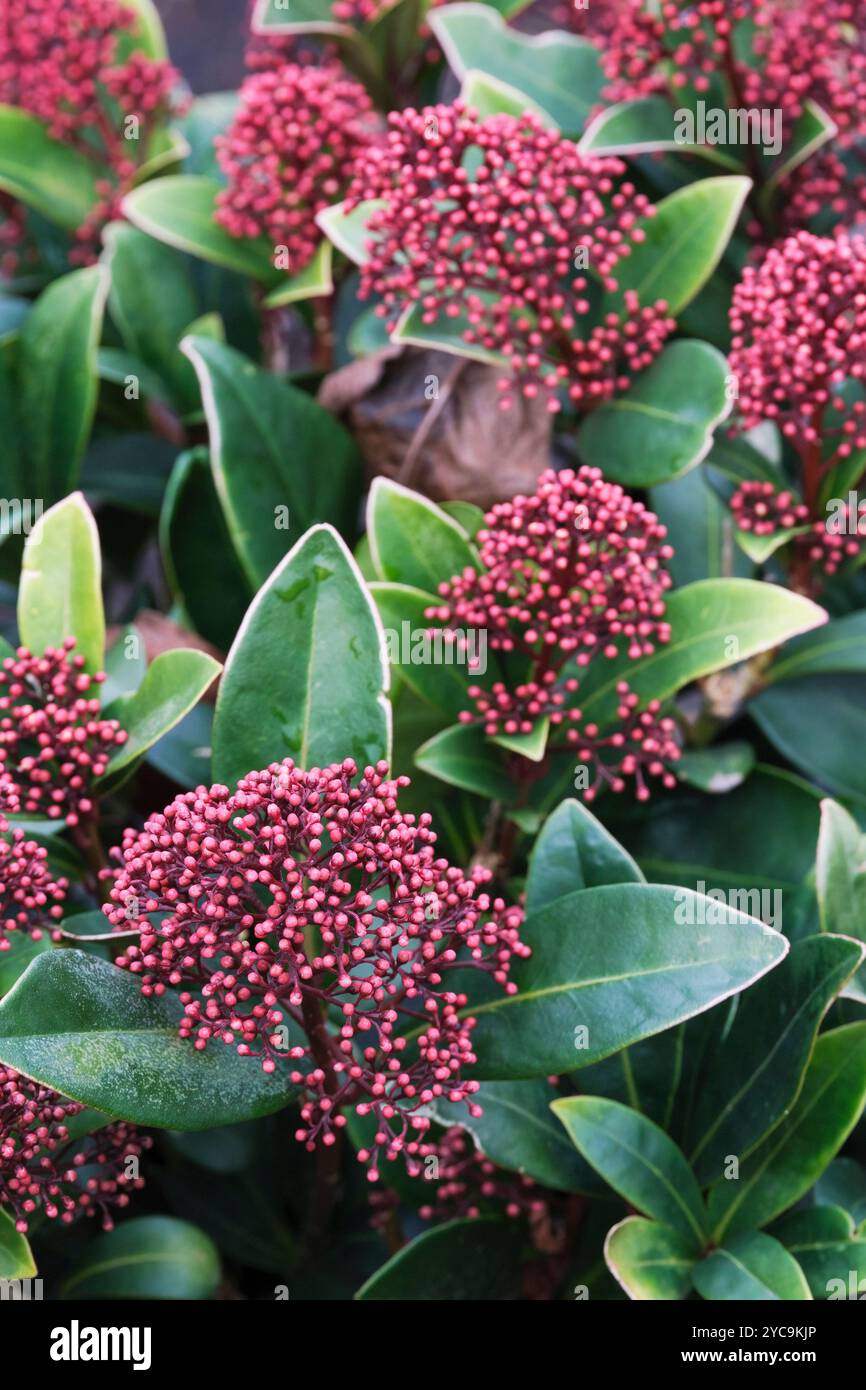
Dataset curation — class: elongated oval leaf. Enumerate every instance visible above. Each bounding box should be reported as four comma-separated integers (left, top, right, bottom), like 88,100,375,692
693,1231,812,1301
17,266,108,500
212,524,390,786
0,105,99,228
576,341,732,487
525,798,643,916
0,951,295,1128
604,177,751,317
604,1215,696,1301
367,477,479,592
687,934,865,1186
429,4,604,134
61,1216,220,1300
414,722,514,801
578,578,826,729
466,882,788,1079
101,649,222,781
183,335,361,587
707,1023,866,1241
18,492,105,674
750,673,866,802
553,1096,707,1248
370,582,477,720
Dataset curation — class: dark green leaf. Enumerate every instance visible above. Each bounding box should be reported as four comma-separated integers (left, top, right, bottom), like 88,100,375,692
18,492,105,673
61,1216,221,1300
101,649,221,781
525,797,643,916
212,524,390,786
692,1231,812,1301
355,1217,524,1300
0,951,295,1128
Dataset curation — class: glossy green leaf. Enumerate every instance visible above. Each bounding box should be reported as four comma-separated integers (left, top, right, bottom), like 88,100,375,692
814,1158,866,1226
0,951,295,1128
765,101,838,196
466,882,787,1079
103,221,200,415
581,96,741,167
734,522,809,565
17,266,108,499
18,492,105,673
708,1024,866,1241
61,1216,221,1300
577,340,732,487
355,1217,524,1300
430,4,604,134
183,335,361,587
553,1096,707,1248
123,175,303,286
578,579,826,730
414,722,514,801
687,935,864,1186
367,478,479,591
604,1216,696,1301
316,198,384,267
0,932,51,998
770,1205,866,1299
0,105,99,228
0,1207,37,1281
369,582,476,720
160,448,251,651
693,1231,812,1301
460,69,554,125
604,178,751,317
765,611,866,684
525,797,643,916
750,674,866,803
212,524,391,787
101,649,221,781
575,1030,685,1131
815,799,866,1002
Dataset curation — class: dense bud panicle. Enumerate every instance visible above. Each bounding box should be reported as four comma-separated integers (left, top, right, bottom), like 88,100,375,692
0,640,126,828
427,467,680,800
730,482,863,584
215,62,375,272
729,231,866,456
0,0,183,260
729,481,810,536
0,813,67,948
0,1066,148,1232
571,0,866,132
344,103,674,411
418,1125,553,1227
106,759,527,1173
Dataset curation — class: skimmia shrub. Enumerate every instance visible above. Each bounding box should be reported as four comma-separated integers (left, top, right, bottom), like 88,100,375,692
0,0,865,1321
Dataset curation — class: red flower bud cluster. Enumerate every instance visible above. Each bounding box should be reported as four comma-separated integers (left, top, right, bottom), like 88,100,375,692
215,62,375,274
418,1125,552,1225
729,481,809,535
0,1066,148,1232
729,484,863,585
0,0,183,263
427,467,680,799
729,231,866,458
105,759,528,1173
0,639,127,828
0,815,67,949
344,103,674,412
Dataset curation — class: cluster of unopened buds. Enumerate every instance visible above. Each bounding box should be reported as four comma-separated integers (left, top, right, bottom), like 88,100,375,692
0,639,126,828
729,482,864,583
345,103,674,412
105,758,528,1175
0,0,184,264
0,1066,149,1232
215,61,375,273
427,467,681,799
417,1125,555,1231
569,2,866,238
0,814,67,949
